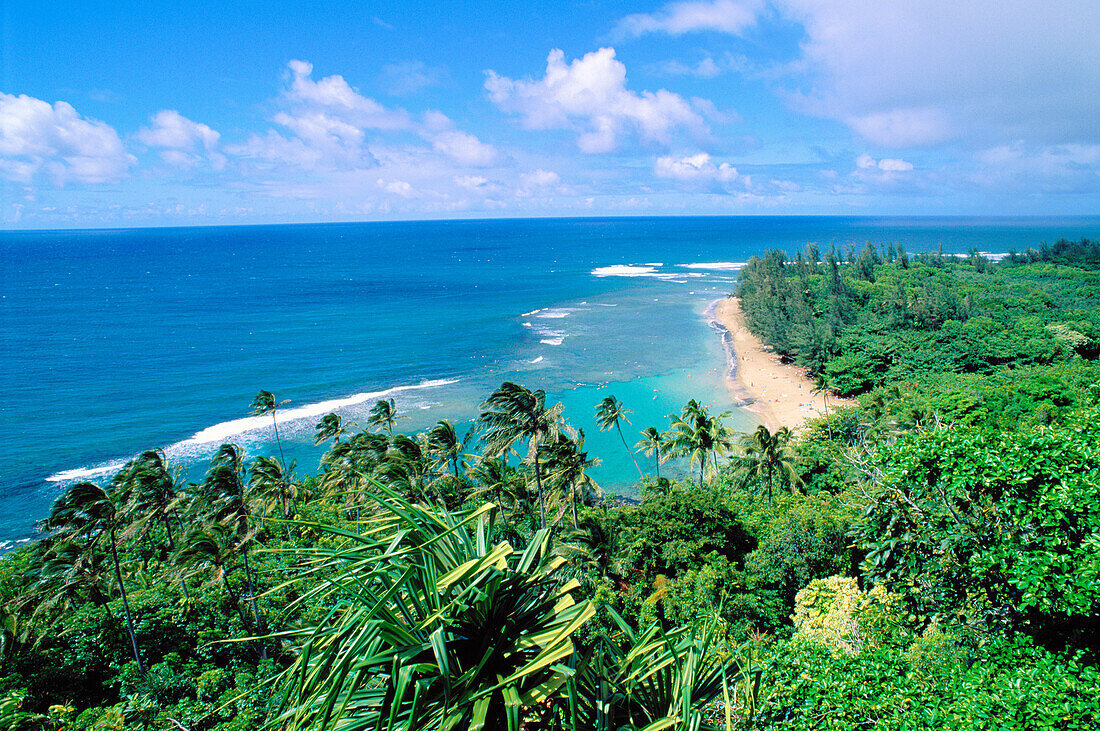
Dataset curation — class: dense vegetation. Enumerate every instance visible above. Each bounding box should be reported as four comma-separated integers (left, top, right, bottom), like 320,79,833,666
2,238,1099,729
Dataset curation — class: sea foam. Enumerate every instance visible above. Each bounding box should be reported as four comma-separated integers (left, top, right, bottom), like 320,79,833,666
678,262,747,271
591,265,680,280
181,378,459,446
44,378,459,484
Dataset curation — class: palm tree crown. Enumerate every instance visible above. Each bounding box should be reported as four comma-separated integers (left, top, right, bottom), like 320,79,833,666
595,395,644,479
250,390,289,468
634,426,667,479
479,382,563,529
737,424,801,505
367,398,404,435
666,400,734,488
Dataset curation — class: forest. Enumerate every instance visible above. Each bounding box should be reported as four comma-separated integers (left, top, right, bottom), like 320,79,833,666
1,238,1098,730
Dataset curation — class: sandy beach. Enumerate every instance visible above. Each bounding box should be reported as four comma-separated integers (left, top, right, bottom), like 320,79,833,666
713,298,854,431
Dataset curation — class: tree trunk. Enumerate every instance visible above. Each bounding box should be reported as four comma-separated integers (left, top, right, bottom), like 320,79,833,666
162,517,189,601
242,548,268,661
571,478,578,529
534,448,546,529
271,413,287,469
654,447,660,480
109,527,145,675
617,424,644,479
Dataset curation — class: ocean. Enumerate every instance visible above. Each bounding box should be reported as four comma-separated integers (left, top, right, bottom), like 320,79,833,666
2,216,1098,547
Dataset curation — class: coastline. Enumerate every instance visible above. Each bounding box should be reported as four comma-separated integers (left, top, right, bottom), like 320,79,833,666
709,297,853,431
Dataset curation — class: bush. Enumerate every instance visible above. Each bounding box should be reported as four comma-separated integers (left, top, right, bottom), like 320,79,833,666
792,576,904,655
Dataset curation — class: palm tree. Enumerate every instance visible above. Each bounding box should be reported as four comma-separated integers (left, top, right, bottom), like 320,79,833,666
545,428,601,529
666,400,734,488
24,540,113,621
249,455,300,538
313,413,348,447
479,382,563,529
425,419,471,478
44,481,145,674
595,395,644,479
200,444,267,660
318,431,390,516
737,424,801,505
811,374,834,440
634,426,667,479
250,390,290,468
466,455,518,522
116,450,189,599
367,398,404,436
173,523,243,602
376,434,437,504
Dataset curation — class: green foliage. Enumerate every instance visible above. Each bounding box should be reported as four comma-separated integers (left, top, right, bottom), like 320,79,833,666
737,243,1100,432
852,405,1100,646
272,484,750,731
743,492,854,609
755,635,1100,730
612,486,754,581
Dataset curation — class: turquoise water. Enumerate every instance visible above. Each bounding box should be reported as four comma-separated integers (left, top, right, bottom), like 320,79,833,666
2,216,1098,546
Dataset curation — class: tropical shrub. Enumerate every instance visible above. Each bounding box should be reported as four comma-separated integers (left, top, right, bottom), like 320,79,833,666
792,576,904,655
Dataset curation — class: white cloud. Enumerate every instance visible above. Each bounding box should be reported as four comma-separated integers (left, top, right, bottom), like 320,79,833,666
972,141,1100,193
661,57,725,78
381,179,415,198
285,59,412,130
615,0,764,37
137,110,225,169
521,169,561,187
454,174,495,191
856,153,913,172
430,130,498,166
418,111,499,166
617,1,1100,151
0,92,134,184
485,47,707,153
137,110,219,150
231,61,499,178
655,152,739,181
845,108,953,149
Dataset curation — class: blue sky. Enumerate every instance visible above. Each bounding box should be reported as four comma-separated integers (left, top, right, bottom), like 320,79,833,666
2,0,1098,228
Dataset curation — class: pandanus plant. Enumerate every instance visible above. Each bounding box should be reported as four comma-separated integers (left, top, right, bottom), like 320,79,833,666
271,484,758,731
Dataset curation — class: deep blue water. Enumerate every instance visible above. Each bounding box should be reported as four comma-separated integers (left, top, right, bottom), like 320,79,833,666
2,216,1098,546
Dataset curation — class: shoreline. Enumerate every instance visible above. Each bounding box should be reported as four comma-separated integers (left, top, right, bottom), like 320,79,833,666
709,297,854,431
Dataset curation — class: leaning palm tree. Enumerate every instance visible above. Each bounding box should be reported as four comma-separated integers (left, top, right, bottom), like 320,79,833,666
200,444,267,660
249,455,301,538
634,426,668,479
250,390,290,468
425,419,472,478
479,382,563,529
595,395,644,479
466,455,518,522
116,450,189,599
313,413,348,447
545,428,601,529
737,424,801,506
173,522,243,602
44,481,145,674
367,398,405,436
